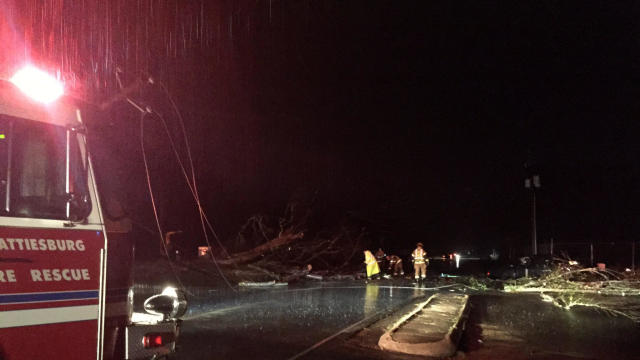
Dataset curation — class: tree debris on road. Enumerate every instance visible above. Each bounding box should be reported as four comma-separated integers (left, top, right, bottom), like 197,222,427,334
502,259,640,322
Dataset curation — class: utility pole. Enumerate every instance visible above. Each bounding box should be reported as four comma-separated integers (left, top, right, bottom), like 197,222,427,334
632,241,635,271
525,174,541,255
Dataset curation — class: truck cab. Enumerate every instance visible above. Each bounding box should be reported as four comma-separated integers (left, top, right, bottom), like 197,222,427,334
0,66,184,359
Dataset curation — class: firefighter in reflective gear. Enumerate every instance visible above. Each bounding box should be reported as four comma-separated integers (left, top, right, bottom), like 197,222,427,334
386,255,404,276
412,243,428,280
364,250,381,280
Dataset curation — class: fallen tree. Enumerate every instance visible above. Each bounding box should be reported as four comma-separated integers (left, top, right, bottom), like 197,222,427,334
217,229,304,265
212,188,315,265
503,259,640,322
215,187,367,270
188,189,372,283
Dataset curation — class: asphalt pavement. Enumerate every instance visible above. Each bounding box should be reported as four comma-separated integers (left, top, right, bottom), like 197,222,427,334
459,293,640,360
174,279,440,359
135,278,640,360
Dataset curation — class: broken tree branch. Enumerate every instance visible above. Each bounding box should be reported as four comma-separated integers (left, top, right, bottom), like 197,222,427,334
218,231,304,265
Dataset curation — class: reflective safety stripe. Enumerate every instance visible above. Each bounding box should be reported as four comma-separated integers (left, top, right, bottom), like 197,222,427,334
0,305,98,328
0,290,98,305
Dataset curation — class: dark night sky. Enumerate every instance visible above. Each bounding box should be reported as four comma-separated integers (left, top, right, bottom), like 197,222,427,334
5,1,639,254
162,1,640,253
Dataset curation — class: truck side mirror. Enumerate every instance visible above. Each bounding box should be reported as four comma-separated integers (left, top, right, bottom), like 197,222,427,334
143,287,187,321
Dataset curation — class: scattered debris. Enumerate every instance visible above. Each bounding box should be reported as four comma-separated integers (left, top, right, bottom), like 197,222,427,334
238,280,288,287
503,263,640,296
502,258,640,322
440,273,460,278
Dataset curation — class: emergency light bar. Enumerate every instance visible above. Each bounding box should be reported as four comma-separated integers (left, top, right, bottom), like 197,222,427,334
10,65,64,103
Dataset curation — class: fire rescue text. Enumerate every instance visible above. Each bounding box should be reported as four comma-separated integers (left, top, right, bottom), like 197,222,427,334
0,269,17,282
31,268,90,281
0,268,91,282
0,238,86,251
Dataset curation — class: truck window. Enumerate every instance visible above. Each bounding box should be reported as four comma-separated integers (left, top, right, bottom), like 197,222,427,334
0,115,91,220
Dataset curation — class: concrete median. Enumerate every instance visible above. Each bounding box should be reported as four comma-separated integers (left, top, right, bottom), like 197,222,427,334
378,293,469,357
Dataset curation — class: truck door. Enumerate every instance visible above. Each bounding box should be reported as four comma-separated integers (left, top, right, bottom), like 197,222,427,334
0,115,106,360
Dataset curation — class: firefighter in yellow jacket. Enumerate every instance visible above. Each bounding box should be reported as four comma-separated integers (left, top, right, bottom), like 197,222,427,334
412,242,428,281
363,250,381,280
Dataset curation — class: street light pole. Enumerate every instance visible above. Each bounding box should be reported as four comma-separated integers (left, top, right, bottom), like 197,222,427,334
525,175,541,255
532,189,537,255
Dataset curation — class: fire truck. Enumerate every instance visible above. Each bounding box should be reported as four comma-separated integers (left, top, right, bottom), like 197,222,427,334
0,66,186,359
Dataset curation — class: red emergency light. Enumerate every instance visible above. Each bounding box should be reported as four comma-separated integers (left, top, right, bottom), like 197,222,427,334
9,65,64,103
142,332,174,349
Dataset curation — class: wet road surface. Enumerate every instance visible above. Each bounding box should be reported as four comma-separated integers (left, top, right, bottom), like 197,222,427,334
136,280,640,359
461,293,640,360
174,280,438,359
